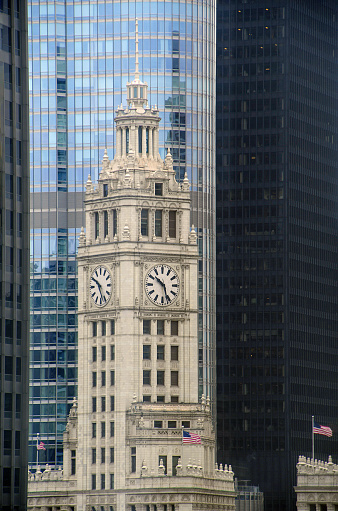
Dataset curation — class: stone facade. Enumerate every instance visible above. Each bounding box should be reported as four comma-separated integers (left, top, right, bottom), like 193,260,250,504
28,53,236,511
295,456,338,511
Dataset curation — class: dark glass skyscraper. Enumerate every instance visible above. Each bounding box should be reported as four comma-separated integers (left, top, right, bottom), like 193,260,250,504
215,1,337,510
0,0,30,508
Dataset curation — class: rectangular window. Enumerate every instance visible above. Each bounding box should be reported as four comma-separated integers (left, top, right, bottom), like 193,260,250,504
143,370,151,385
143,395,151,402
110,345,115,360
92,372,97,387
101,447,105,464
101,371,106,386
182,421,190,428
141,209,148,236
102,321,106,336
157,345,165,360
110,421,115,437
157,371,165,385
101,396,106,412
172,456,180,476
157,395,165,403
101,422,105,438
92,397,97,413
171,371,179,386
95,212,99,239
143,319,151,335
159,455,167,475
154,420,163,428
111,320,115,335
169,211,177,238
155,183,163,196
168,421,177,428
143,345,151,360
110,370,115,386
171,396,179,403
71,450,76,475
103,211,108,238
110,447,114,463
92,346,97,362
101,344,106,360
92,474,96,490
103,183,108,197
110,209,116,238
157,320,164,335
92,423,96,438
155,210,162,237
131,447,136,473
92,448,96,464
171,346,179,361
171,321,178,336
93,322,97,337
110,473,114,490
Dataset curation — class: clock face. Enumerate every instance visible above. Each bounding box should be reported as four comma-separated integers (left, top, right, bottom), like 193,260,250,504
90,266,112,307
145,265,179,306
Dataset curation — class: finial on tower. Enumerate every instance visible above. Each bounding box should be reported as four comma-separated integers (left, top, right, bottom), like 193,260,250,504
135,18,139,81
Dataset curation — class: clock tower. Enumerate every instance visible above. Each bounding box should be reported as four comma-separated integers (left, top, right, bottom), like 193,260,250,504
27,26,236,511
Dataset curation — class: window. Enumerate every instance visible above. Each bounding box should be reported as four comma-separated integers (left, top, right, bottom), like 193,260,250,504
154,420,163,428
159,455,167,474
110,395,115,411
157,345,165,360
103,183,108,197
110,345,115,360
101,422,105,438
171,396,179,403
92,372,97,387
155,320,164,336
143,345,151,360
169,211,177,238
143,395,151,402
101,447,105,464
131,447,136,473
141,209,148,236
157,371,165,385
157,395,165,403
101,396,106,412
172,456,180,476
92,423,97,438
110,473,114,490
143,319,151,335
168,421,177,428
101,371,106,387
104,211,108,238
92,322,97,337
111,320,115,335
110,371,115,386
71,450,76,475
171,321,178,336
182,421,190,428
110,447,114,463
171,346,179,361
92,448,96,464
95,212,99,239
155,210,162,237
91,474,96,490
143,370,151,385
92,346,97,362
112,209,117,237
155,183,163,196
171,371,179,386
110,421,115,437
92,397,97,413
101,344,106,360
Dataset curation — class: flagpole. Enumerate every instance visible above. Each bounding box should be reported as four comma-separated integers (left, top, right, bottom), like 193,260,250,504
312,416,314,461
36,433,39,470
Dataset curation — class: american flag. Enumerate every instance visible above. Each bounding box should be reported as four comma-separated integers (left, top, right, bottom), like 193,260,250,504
313,422,332,437
37,441,46,450
183,430,201,444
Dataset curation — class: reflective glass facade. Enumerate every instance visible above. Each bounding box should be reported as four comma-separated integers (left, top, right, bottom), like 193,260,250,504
0,0,30,508
28,0,216,468
216,1,337,510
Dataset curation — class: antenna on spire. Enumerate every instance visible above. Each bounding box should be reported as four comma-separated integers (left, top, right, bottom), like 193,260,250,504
135,18,139,81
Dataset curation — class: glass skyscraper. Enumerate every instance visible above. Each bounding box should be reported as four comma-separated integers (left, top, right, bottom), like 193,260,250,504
1,0,30,508
28,0,216,468
216,1,337,510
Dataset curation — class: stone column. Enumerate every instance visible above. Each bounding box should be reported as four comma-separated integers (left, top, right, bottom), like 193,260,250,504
148,127,153,158
116,127,122,158
142,126,147,158
153,126,159,159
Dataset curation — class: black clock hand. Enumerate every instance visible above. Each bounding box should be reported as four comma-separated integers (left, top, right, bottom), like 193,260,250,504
92,277,101,288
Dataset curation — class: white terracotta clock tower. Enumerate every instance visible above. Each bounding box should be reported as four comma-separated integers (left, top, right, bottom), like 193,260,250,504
27,26,236,511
